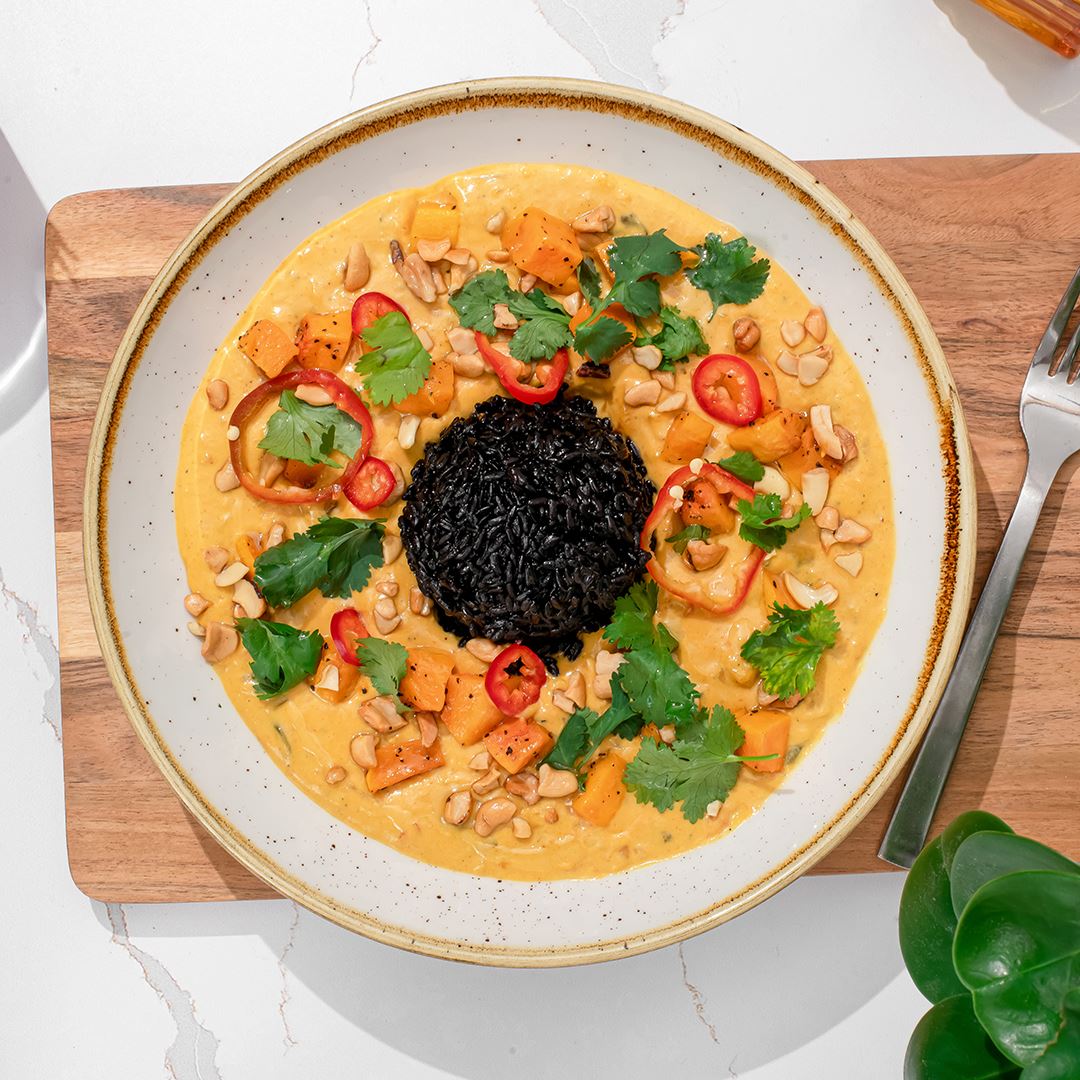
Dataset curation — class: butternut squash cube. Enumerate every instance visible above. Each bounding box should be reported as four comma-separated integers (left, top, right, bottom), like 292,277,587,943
484,718,553,775
393,358,455,418
727,408,806,464
310,647,360,705
573,753,627,826
778,424,842,487
238,319,296,378
366,737,445,792
736,710,790,773
411,197,459,245
661,411,713,465
502,207,583,286
399,647,455,712
441,674,504,746
295,312,352,371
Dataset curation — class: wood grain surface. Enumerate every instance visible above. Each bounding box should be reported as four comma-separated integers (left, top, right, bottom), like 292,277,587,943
47,156,1080,903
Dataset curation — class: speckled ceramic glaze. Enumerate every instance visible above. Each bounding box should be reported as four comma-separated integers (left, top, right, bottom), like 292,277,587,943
85,79,975,965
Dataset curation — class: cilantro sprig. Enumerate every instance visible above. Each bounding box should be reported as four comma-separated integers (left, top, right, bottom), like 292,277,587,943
715,451,765,485
450,270,574,362
623,706,748,823
355,637,409,712
355,312,432,406
737,494,812,553
686,234,771,317
236,618,324,700
741,602,840,699
667,524,711,554
635,305,708,368
257,391,364,467
253,517,384,609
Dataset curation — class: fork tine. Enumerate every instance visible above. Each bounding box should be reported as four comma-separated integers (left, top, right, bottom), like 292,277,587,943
1033,265,1080,370
1061,320,1080,379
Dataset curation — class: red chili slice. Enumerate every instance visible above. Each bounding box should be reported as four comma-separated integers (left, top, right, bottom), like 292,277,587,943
351,292,407,338
484,644,547,715
330,607,369,666
228,368,375,504
474,332,569,406
343,456,396,511
692,353,763,427
641,462,763,615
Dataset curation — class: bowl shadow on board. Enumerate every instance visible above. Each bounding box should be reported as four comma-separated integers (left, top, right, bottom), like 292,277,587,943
932,0,1080,143
94,871,907,1075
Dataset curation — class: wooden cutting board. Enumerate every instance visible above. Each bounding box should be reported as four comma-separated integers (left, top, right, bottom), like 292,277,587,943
47,155,1080,903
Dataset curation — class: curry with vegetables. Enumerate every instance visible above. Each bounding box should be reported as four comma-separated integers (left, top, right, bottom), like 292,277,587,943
176,163,893,880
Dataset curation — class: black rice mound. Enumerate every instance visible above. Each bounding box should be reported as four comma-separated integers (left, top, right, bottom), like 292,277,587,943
400,391,655,668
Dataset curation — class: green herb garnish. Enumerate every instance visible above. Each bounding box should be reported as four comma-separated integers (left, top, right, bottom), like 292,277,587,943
737,493,812,552
355,637,409,711
666,524,711,554
236,618,324,699
686,234,770,317
741,601,839,699
635,305,708,368
623,706,750,823
257,390,364,466
252,517,384,609
355,311,432,406
715,450,765,484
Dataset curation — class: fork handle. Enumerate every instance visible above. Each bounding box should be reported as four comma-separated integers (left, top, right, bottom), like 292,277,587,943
879,461,1053,868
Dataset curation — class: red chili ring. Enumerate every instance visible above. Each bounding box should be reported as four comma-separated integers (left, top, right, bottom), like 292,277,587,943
343,456,396,511
330,607,369,666
228,368,374,504
474,332,569,406
484,643,548,715
352,292,408,339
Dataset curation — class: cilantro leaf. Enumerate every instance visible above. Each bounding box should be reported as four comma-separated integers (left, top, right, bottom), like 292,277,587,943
624,706,746,822
737,494,812,552
608,230,686,284
506,289,573,360
741,602,840,699
355,637,409,711
257,391,363,467
544,680,639,775
236,618,324,699
355,312,432,406
715,451,765,484
573,314,634,364
686,234,771,317
448,270,516,335
667,524,710,554
614,649,699,732
577,258,602,306
253,517,385,609
603,579,672,653
635,306,708,367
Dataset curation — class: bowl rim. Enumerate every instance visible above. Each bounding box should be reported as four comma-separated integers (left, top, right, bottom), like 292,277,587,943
83,76,977,966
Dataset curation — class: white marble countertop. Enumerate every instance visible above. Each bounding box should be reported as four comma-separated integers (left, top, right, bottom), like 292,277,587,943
2,2,1077,1076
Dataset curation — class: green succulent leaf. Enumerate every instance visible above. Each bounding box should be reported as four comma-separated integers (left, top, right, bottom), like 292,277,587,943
899,813,1013,1004
903,995,1020,1080
1021,987,1080,1079
950,831,1079,918
954,870,1080,1067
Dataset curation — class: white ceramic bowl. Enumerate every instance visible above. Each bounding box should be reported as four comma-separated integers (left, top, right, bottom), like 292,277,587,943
85,79,975,965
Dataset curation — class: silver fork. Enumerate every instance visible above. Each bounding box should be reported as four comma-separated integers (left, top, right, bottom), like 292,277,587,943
880,266,1080,868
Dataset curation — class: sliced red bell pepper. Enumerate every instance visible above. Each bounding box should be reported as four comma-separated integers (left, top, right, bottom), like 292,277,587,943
351,292,407,338
692,353,763,427
641,462,763,615
474,331,568,405
484,644,547,715
229,368,375,504
330,607,369,666
343,456,395,511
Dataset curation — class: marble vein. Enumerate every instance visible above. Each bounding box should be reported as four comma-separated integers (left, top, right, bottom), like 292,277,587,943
106,904,224,1080
350,0,383,102
0,563,60,742
678,943,721,1046
277,903,301,1050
